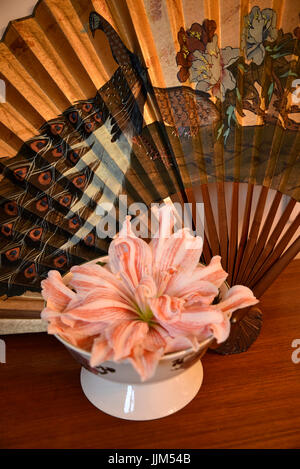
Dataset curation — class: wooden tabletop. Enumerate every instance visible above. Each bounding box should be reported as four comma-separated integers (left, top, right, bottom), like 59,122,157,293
1,260,300,449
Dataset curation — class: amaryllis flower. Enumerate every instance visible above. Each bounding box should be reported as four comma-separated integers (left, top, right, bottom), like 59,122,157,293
41,206,258,381
190,35,239,101
176,20,217,83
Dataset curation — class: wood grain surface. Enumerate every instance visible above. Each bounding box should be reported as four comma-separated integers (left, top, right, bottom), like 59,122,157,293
0,260,300,449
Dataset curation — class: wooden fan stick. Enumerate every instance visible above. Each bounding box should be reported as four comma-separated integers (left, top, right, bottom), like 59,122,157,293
242,190,283,285
217,181,229,271
227,12,247,284
129,148,169,201
240,189,283,285
253,236,300,298
201,184,220,256
214,185,273,355
246,197,297,286
228,58,250,284
227,182,239,285
235,185,269,285
184,186,198,230
218,198,299,356
201,232,213,266
0,121,24,156
232,183,254,284
228,40,246,284
213,63,229,267
209,182,264,356
249,213,300,289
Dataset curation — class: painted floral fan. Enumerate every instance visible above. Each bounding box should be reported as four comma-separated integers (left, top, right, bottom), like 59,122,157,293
0,0,299,352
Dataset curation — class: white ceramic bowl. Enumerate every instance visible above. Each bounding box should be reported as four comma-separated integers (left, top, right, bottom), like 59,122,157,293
56,333,213,420
52,260,227,420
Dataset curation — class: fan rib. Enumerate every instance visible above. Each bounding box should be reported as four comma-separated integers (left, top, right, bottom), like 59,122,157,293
233,183,254,284
250,212,300,291
236,185,269,285
217,181,229,270
253,235,300,298
227,182,239,285
247,197,297,286
201,183,220,256
0,122,24,157
242,190,283,285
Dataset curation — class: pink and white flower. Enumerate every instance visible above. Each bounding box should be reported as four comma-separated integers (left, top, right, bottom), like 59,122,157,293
41,206,258,381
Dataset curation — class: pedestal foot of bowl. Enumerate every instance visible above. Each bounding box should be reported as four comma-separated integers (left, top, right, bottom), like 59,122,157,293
80,360,203,421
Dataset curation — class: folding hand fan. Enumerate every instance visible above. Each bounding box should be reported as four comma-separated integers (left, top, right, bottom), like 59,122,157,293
0,0,299,352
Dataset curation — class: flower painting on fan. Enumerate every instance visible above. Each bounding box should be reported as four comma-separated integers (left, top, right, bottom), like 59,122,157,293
241,7,278,65
175,6,300,141
41,206,258,381
189,35,239,102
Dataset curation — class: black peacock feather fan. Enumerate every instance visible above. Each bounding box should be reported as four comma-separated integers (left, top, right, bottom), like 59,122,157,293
0,0,299,352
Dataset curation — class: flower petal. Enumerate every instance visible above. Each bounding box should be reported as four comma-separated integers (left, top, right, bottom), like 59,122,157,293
117,215,137,238
135,276,157,314
47,316,99,349
221,46,240,68
41,270,75,311
153,228,203,291
69,263,132,303
161,228,203,271
165,255,226,298
216,285,258,317
209,318,231,343
106,320,149,361
196,80,211,93
177,66,190,82
164,335,197,353
162,306,224,335
151,204,175,266
190,256,228,287
149,295,184,323
64,293,137,323
41,306,61,321
167,279,218,305
90,336,114,367
109,231,153,293
143,325,168,352
165,330,208,353
129,346,164,382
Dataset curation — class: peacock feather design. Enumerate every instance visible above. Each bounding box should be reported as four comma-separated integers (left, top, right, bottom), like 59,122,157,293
0,10,176,297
